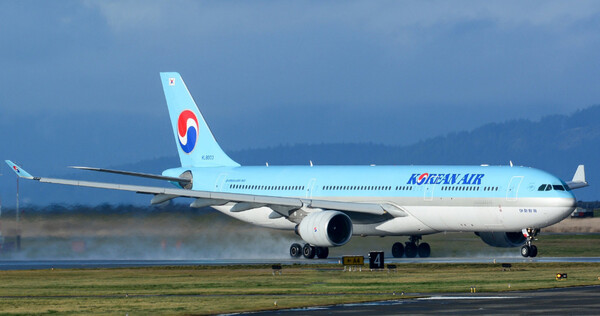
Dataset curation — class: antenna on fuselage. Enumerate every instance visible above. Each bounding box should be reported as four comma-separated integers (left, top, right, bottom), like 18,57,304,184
310,160,313,167
510,161,513,167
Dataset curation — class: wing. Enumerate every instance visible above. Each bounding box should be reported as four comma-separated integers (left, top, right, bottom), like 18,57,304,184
5,161,408,220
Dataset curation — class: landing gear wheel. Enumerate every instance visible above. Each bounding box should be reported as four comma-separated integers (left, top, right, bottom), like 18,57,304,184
392,242,404,258
302,243,316,259
405,242,418,258
521,245,530,257
529,245,538,258
417,242,431,258
521,228,541,257
315,247,329,259
290,243,302,258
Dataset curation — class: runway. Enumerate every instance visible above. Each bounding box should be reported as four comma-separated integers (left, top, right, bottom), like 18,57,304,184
2,256,600,270
251,286,600,315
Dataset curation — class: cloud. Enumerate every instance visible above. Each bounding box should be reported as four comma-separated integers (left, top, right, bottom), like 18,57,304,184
83,0,166,32
86,1,600,34
1,0,600,172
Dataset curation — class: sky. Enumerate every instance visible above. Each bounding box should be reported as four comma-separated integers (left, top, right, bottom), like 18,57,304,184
1,1,600,175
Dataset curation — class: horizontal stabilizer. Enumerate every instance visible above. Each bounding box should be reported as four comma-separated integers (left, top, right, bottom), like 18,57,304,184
566,165,588,190
71,166,192,185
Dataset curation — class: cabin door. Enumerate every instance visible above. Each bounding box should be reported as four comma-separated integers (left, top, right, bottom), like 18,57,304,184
306,178,317,198
506,176,523,201
214,173,228,192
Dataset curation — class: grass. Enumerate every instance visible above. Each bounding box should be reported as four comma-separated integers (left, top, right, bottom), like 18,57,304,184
0,262,599,315
534,234,600,257
330,232,600,258
1,212,600,314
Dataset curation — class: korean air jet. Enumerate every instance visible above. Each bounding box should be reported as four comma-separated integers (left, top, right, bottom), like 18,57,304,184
6,72,589,259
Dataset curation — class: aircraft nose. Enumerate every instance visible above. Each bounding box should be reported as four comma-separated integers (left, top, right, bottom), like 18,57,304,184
562,190,577,216
566,186,577,203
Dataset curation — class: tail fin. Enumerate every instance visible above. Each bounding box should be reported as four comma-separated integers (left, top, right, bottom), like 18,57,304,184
160,72,240,168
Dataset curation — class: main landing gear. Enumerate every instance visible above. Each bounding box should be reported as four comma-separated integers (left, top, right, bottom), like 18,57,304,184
521,228,539,258
392,235,430,258
289,243,329,259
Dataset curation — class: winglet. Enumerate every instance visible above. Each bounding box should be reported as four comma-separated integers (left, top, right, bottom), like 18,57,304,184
566,165,588,190
4,160,35,179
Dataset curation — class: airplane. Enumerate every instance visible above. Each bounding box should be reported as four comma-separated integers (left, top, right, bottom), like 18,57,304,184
6,72,589,259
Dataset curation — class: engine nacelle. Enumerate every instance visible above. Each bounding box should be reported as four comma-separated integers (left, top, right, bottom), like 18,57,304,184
297,211,353,247
475,232,526,248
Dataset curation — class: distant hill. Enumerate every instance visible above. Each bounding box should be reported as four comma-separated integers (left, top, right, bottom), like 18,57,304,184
11,105,599,206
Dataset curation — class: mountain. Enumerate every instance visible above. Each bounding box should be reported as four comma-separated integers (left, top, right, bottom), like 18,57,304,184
5,105,599,206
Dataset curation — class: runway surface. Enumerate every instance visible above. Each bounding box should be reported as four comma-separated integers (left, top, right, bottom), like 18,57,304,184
1,256,600,270
250,285,600,315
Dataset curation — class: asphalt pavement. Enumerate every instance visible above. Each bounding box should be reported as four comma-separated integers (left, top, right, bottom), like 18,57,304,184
250,285,600,315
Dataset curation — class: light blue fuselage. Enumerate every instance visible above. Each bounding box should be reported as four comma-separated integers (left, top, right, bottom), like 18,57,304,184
164,164,576,235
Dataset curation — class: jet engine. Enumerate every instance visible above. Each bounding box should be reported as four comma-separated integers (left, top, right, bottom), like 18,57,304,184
475,232,526,248
297,211,353,247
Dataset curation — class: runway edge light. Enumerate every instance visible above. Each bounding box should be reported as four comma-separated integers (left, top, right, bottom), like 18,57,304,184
556,273,568,280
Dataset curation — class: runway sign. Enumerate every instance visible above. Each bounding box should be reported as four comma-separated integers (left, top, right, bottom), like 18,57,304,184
342,256,364,266
368,251,385,269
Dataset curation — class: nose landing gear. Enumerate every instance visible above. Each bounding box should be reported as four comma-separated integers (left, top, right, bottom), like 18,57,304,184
520,228,539,258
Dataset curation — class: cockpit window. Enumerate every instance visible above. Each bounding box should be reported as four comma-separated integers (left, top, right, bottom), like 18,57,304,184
538,184,568,191
553,185,565,191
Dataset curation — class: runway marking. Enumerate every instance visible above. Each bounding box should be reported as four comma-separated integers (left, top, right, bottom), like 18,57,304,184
418,296,517,300
2,257,600,270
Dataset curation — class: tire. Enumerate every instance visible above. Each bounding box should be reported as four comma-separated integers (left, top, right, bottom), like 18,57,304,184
303,243,316,259
392,242,404,258
521,245,530,257
405,242,418,258
316,247,329,259
417,243,431,258
290,243,302,258
529,245,538,258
